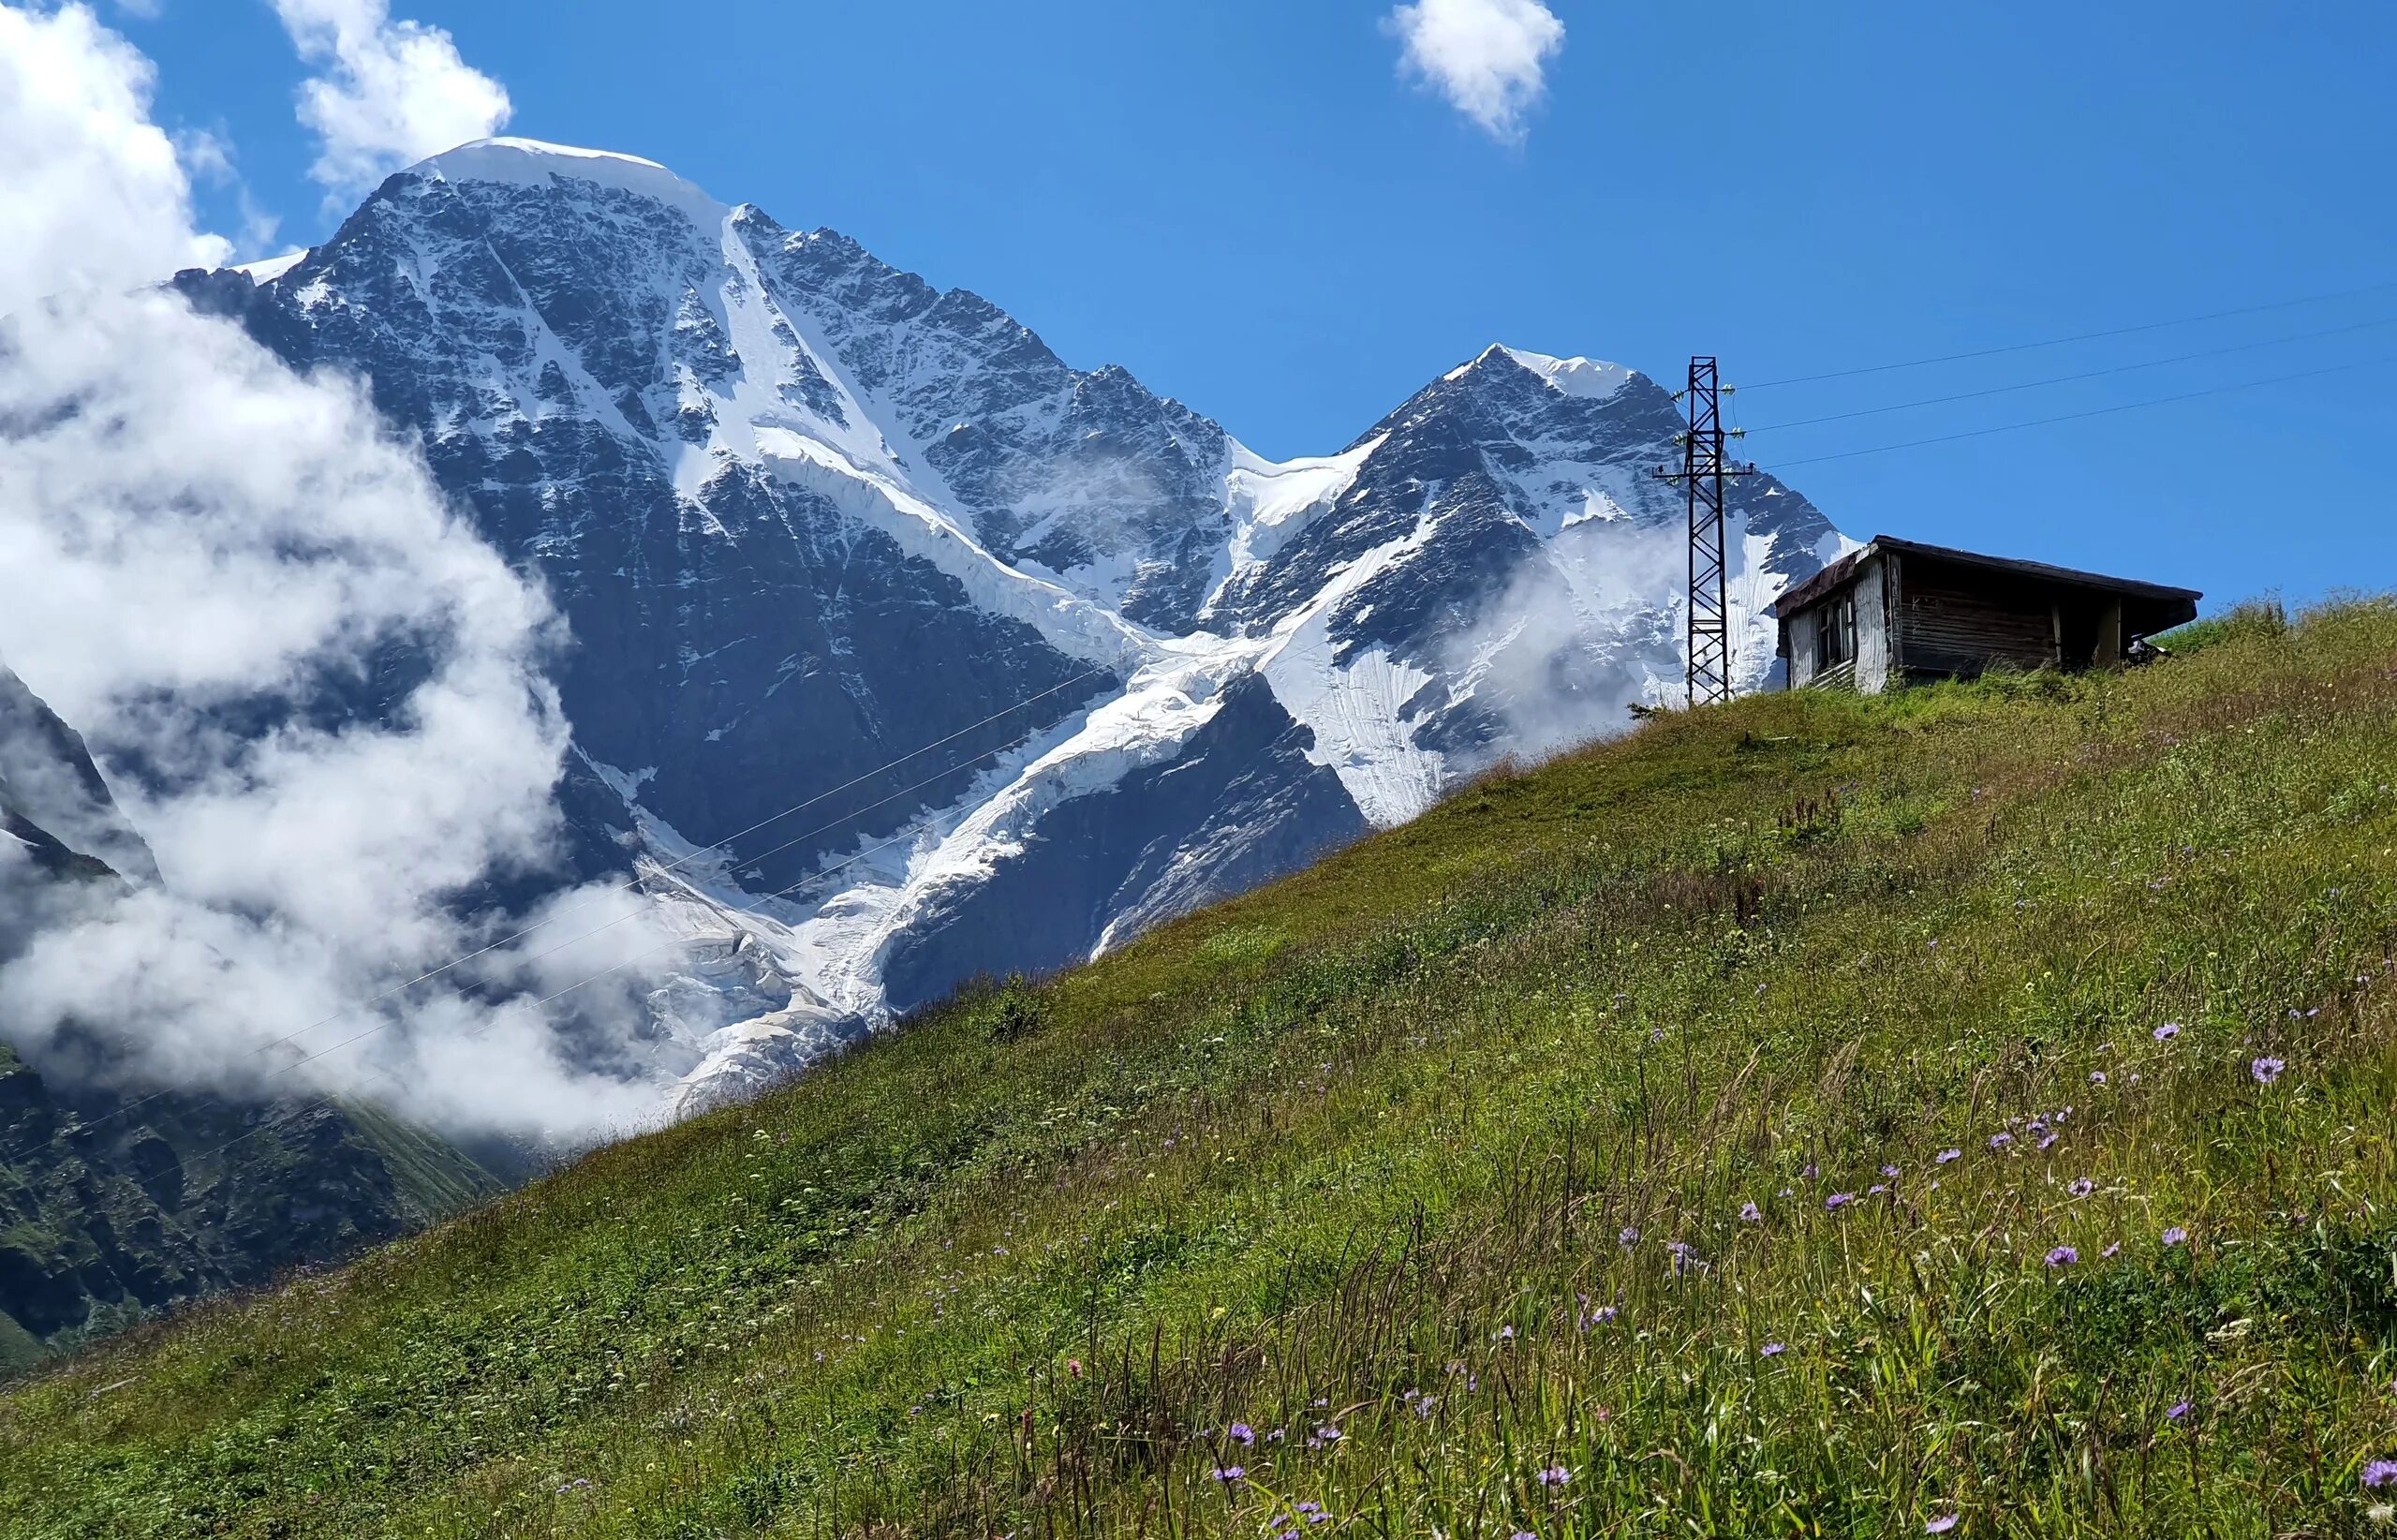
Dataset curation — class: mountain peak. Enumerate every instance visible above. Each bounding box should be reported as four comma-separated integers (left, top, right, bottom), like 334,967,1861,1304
1448,343,1637,402
407,137,727,222
1497,347,1637,400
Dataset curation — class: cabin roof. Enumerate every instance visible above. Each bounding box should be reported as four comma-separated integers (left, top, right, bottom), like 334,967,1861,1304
1772,535,2203,620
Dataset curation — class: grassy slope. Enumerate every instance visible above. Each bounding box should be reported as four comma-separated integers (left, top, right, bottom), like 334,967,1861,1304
4,603,2396,1538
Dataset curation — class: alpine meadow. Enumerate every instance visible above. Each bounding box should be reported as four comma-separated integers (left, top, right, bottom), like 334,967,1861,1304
7,3,2397,1537
5,600,2395,1537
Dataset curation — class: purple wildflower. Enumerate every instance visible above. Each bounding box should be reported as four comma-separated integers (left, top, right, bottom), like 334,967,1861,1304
2364,1459,2397,1488
2154,1022,2182,1041
2251,1056,2286,1085
2068,1177,2095,1198
1990,1132,2014,1149
2102,1242,2122,1258
2046,1245,2079,1267
2162,1226,2189,1246
1826,1192,1856,1211
1619,1225,1641,1249
1881,1163,1901,1178
1740,1201,1763,1222
1229,1422,1255,1445
1536,1464,1570,1488
2037,1133,2060,1151
1802,1162,1820,1178
1213,1466,1246,1484
2090,1071,2108,1086
2166,1399,2191,1421
1761,1341,1786,1357
1926,1517,1960,1534
1868,1183,1889,1196
1936,1148,1961,1164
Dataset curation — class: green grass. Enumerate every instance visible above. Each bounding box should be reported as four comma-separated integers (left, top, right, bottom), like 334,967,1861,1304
7,601,2397,1538
2154,597,2290,655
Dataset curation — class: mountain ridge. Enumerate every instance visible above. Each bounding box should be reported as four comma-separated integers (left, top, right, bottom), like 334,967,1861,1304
170,132,1842,1107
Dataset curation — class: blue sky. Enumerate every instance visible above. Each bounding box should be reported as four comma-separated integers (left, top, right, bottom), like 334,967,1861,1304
127,0,2395,612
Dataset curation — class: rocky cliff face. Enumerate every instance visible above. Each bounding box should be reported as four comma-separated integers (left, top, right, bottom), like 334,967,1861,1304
0,667,156,897
166,137,1844,1108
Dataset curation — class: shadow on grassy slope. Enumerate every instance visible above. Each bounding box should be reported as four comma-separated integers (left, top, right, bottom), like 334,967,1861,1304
6,600,2397,1538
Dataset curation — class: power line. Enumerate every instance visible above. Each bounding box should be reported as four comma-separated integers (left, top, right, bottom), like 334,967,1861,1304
49,289,2397,1170
1744,313,2397,433
1766,353,2394,470
1740,278,2397,392
245,659,1113,1057
176,792,969,1170
238,731,1044,1091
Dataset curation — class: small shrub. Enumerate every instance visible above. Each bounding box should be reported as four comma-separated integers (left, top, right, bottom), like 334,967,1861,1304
960,975,1045,1044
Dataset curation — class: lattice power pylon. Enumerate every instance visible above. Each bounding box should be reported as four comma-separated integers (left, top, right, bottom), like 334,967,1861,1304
1653,357,1756,707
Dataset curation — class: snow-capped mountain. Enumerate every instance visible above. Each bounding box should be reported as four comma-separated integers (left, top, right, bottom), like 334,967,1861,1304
179,138,1842,1108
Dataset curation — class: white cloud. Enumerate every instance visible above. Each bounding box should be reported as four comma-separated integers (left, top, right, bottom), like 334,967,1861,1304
0,3,227,306
1386,0,1566,144
271,0,510,196
0,3,673,1143
175,126,283,259
1435,516,1690,764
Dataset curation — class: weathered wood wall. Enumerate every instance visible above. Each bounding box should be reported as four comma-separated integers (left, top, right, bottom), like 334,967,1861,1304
1895,558,2057,678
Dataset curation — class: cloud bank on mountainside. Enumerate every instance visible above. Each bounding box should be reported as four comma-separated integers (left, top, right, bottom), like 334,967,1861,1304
0,2,668,1141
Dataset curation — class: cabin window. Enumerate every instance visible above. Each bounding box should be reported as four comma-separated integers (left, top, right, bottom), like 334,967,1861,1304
1818,593,1857,670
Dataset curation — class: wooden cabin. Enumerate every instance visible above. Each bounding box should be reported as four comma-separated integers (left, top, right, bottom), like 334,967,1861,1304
1773,536,2200,694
